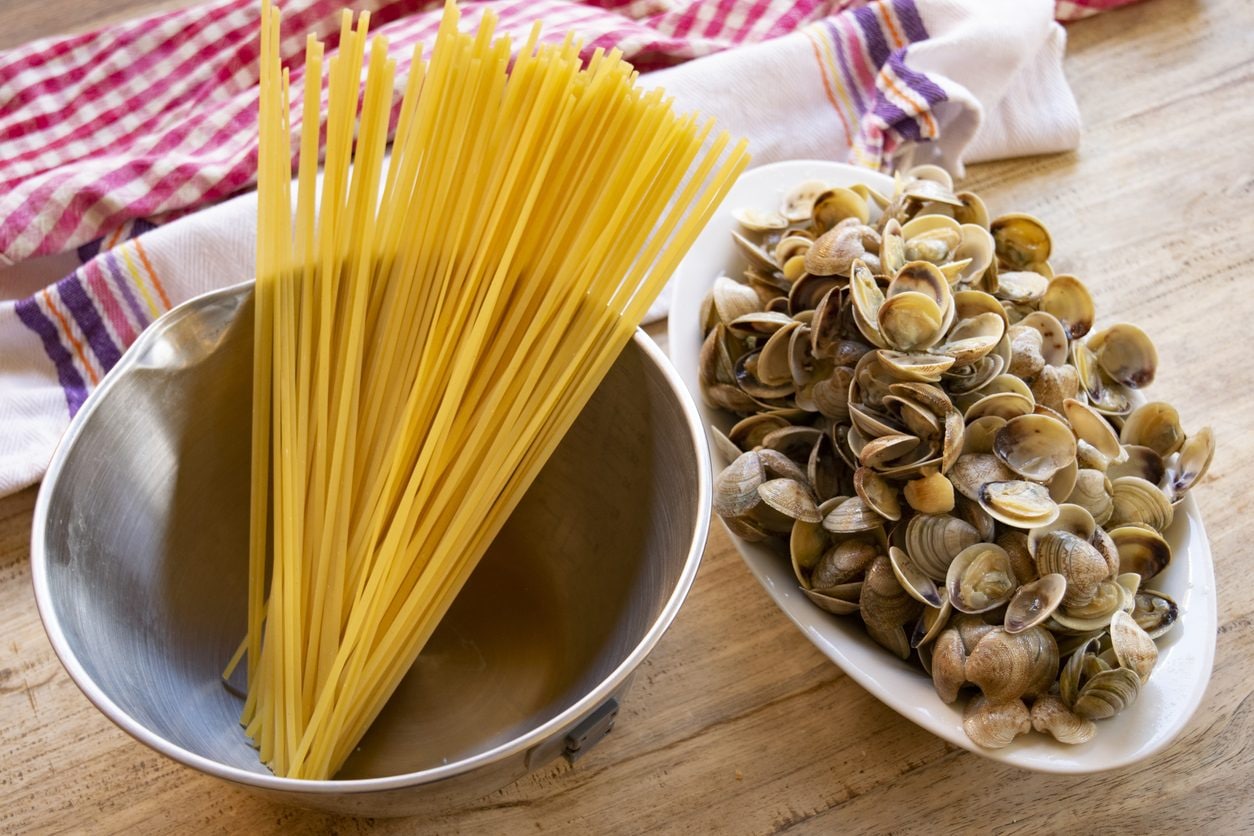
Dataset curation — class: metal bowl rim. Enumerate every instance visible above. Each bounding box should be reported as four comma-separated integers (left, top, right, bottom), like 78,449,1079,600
30,281,711,794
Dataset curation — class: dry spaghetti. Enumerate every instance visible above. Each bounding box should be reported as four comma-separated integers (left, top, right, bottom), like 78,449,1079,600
236,0,748,779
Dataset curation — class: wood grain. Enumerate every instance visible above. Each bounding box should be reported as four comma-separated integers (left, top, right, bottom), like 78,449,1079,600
3,0,1254,833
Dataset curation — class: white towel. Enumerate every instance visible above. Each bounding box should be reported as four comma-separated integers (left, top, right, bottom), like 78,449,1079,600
0,0,1081,496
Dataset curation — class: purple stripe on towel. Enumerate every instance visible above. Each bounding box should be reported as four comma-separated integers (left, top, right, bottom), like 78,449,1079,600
57,274,122,372
14,297,88,416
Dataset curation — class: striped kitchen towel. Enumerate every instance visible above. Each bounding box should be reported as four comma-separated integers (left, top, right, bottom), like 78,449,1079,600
0,0,1140,496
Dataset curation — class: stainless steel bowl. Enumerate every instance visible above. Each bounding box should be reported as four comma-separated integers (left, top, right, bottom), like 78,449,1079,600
30,283,710,816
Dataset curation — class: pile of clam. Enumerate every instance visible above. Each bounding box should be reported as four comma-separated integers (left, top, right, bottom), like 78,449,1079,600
702,166,1215,749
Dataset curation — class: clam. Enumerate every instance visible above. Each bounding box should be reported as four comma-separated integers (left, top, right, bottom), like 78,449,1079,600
947,543,1017,614
905,513,981,580
993,414,1076,481
889,546,944,608
963,695,1032,749
1132,589,1179,639
860,554,922,659
1007,324,1046,380
932,627,968,703
961,416,1006,456
979,480,1059,528
1004,574,1066,633
1066,468,1114,526
1062,398,1123,462
1109,476,1174,531
1120,401,1185,457
728,412,790,450
997,530,1038,585
731,232,777,273
801,586,861,616
805,225,865,277
709,275,762,327
1110,609,1158,683
1073,667,1141,721
1164,426,1215,500
991,213,1051,270
781,180,828,221
912,591,953,648
1107,444,1166,484
948,453,1016,501
966,626,1058,703
1033,529,1108,609
757,478,821,523
811,537,879,589
996,271,1050,304
713,450,764,518
822,495,884,534
1088,323,1157,388
733,207,787,231
1031,364,1080,414
789,498,840,573
877,291,945,351
1030,695,1096,745
758,448,810,483
813,187,870,229
854,467,902,521
1040,275,1095,338
1108,524,1171,582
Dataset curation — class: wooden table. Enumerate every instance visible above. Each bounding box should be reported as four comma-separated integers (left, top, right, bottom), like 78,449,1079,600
3,1,1253,832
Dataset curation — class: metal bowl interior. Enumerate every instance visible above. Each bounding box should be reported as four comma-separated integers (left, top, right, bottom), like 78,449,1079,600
32,283,709,814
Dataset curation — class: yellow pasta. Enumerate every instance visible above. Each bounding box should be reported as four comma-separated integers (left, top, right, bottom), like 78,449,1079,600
241,0,749,779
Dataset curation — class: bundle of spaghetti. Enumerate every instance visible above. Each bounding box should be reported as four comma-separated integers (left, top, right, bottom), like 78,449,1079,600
237,0,749,779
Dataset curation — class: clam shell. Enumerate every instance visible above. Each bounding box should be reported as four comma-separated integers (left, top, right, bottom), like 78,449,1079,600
1072,667,1141,721
1107,444,1167,485
965,626,1058,702
946,543,1017,614
993,413,1076,481
889,546,944,608
1165,426,1215,500
1030,694,1096,745
948,453,1016,501
781,180,828,221
1089,323,1158,389
822,495,884,534
1004,573,1066,634
1110,609,1158,683
991,213,1051,270
1132,588,1179,639
811,537,878,589
978,480,1059,528
854,466,902,521
931,627,968,704
904,513,980,581
711,274,762,323
1109,475,1174,531
713,450,764,518
1120,401,1185,457
757,478,821,523
877,291,945,351
1040,275,1094,339
963,695,1032,749
1032,529,1108,609
812,187,870,229
1108,524,1171,582
1065,469,1114,526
